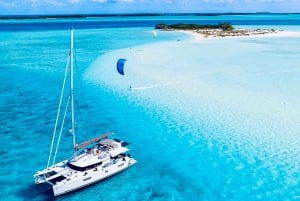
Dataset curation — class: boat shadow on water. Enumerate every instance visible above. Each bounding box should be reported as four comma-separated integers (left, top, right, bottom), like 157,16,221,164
18,183,55,201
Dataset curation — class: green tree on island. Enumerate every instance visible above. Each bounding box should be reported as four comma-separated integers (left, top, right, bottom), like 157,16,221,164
220,22,233,31
155,22,234,31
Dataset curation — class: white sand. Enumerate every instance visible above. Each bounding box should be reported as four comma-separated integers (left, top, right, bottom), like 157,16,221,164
178,29,300,41
85,29,300,135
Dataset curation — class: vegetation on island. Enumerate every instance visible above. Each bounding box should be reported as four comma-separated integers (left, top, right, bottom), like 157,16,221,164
155,22,278,38
155,22,234,31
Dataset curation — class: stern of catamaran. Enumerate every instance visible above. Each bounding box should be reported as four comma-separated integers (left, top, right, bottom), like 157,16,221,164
34,161,67,185
34,171,55,185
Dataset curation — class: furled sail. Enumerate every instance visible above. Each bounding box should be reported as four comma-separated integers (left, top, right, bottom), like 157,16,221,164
117,58,126,75
75,132,112,151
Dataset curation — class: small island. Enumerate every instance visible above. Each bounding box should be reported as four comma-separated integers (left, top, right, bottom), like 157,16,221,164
155,22,277,38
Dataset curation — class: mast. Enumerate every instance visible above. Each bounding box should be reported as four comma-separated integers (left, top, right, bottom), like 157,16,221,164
70,29,77,158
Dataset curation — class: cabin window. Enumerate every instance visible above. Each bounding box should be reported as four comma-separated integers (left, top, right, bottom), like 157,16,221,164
83,177,91,181
44,171,58,178
49,175,66,184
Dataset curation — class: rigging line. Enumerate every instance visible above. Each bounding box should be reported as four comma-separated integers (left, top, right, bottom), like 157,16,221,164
52,96,70,166
47,56,70,168
73,47,97,137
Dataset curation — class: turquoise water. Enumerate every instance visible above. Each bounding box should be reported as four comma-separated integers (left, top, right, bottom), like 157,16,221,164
1,15,300,201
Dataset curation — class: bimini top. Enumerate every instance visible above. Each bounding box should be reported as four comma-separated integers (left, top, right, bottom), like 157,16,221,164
75,132,112,151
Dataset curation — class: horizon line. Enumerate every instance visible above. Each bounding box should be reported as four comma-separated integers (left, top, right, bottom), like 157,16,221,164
1,12,300,20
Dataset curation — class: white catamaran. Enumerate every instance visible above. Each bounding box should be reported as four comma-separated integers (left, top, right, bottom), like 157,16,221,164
34,30,137,196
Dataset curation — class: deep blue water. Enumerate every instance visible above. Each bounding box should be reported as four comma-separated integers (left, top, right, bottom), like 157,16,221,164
1,14,300,201
1,14,300,31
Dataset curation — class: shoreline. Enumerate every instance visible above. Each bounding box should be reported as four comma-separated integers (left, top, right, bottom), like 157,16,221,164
177,29,300,40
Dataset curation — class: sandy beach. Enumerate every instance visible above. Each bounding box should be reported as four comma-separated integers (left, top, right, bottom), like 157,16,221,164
86,28,300,132
178,28,300,41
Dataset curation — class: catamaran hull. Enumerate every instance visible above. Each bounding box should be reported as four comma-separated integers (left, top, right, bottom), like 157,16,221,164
53,159,137,196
